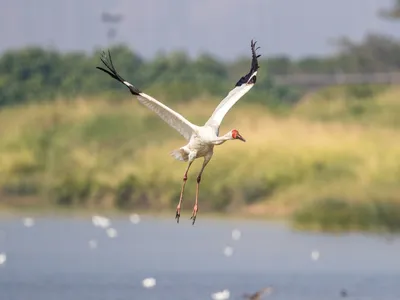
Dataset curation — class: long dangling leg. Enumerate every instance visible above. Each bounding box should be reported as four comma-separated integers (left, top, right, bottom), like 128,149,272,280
175,161,193,223
190,155,212,225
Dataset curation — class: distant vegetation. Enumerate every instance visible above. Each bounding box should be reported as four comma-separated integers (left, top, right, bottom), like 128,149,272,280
1,32,400,233
0,44,299,108
1,33,400,108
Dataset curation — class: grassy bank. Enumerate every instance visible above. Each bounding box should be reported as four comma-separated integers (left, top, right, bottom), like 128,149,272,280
1,87,400,232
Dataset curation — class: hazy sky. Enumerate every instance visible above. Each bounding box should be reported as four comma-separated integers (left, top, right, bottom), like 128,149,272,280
1,0,399,60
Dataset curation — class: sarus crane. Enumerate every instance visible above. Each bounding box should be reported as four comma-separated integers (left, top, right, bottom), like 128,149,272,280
96,40,260,225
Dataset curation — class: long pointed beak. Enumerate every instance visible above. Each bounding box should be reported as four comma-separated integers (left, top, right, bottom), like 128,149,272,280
237,134,246,142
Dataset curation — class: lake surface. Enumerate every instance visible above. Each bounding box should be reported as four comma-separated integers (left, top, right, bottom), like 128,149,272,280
0,215,400,300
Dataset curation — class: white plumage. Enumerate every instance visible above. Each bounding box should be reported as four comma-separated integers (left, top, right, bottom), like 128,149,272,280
141,277,156,288
126,90,198,141
96,40,261,224
0,253,6,266
211,289,230,300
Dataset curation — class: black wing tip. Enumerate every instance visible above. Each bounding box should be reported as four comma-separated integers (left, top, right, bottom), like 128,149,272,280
96,49,141,95
250,39,261,71
234,39,261,87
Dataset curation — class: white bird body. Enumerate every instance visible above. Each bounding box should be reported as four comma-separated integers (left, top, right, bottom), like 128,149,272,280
97,40,261,224
0,253,6,265
172,127,216,161
142,277,156,288
92,215,111,228
212,289,230,300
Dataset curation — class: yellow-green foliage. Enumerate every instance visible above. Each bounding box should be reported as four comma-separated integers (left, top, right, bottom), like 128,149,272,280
1,88,400,231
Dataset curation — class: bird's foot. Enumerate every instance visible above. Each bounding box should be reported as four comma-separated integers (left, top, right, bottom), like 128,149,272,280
190,205,198,225
175,207,181,224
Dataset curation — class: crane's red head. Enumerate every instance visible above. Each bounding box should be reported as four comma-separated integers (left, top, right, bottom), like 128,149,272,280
231,129,246,142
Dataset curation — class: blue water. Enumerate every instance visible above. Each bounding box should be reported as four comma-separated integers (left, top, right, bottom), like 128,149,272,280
0,216,400,300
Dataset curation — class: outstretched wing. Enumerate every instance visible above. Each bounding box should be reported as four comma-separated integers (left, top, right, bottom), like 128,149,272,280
205,40,261,129
96,51,198,141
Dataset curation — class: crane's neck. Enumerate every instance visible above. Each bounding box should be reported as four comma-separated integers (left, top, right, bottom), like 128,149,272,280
211,133,232,145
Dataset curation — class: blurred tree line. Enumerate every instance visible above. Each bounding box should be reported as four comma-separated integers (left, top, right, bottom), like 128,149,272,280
267,33,400,74
379,0,400,19
0,44,299,107
1,32,400,107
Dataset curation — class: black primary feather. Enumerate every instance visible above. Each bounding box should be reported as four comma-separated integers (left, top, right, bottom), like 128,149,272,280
96,50,141,95
235,39,261,87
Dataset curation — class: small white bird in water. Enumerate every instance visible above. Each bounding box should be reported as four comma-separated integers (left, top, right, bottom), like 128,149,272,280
232,229,241,241
142,277,156,288
211,289,230,300
96,40,260,225
311,250,320,261
223,246,234,257
92,215,111,228
22,217,35,228
129,213,141,224
106,228,118,238
0,253,6,265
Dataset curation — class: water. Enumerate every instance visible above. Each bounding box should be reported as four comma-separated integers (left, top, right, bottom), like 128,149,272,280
0,216,400,300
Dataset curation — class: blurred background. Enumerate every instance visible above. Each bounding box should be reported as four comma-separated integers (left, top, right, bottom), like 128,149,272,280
1,1,400,299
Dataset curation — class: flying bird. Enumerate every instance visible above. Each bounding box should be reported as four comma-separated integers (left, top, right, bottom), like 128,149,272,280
96,40,261,225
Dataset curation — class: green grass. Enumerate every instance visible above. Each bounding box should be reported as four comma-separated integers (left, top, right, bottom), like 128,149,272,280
294,85,400,127
292,197,400,233
1,88,400,232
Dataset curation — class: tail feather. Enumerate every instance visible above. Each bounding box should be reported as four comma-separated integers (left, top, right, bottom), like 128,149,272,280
170,149,188,162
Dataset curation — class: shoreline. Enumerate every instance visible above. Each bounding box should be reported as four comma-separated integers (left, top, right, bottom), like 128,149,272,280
1,205,398,236
0,205,286,223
